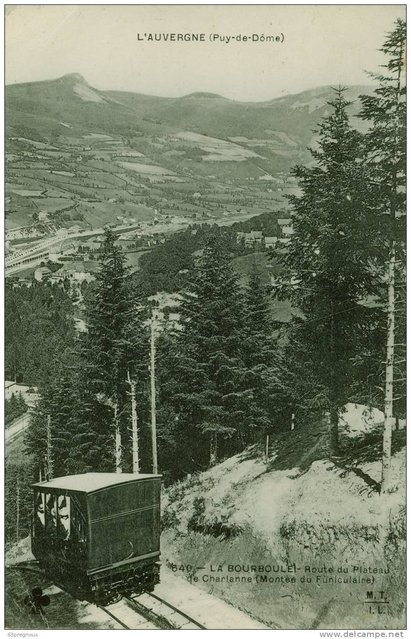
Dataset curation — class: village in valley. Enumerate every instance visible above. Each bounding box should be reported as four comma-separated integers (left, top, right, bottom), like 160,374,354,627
5,76,301,330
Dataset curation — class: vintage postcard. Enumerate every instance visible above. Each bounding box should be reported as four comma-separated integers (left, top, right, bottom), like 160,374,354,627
4,4,406,634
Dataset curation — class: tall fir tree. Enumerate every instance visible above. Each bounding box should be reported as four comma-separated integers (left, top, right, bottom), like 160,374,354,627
25,353,81,479
72,229,150,473
359,19,406,491
157,233,251,473
275,88,383,455
25,229,151,477
243,268,294,439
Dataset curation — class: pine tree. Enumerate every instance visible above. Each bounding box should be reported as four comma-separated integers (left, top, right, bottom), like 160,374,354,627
359,19,406,491
25,350,80,478
5,462,34,546
72,229,150,473
243,269,293,439
23,230,151,477
5,280,75,386
275,89,382,455
158,233,251,473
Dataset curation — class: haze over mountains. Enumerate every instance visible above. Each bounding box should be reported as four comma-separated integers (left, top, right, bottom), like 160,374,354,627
6,74,372,233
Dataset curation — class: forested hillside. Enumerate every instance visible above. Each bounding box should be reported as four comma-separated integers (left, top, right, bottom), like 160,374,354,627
5,281,76,386
134,225,246,296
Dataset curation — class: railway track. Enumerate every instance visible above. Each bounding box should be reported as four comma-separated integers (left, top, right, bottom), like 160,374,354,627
100,592,206,630
9,560,206,629
7,560,45,576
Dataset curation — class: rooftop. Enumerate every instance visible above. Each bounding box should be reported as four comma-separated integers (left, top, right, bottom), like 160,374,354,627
57,260,100,274
35,266,52,274
32,472,161,493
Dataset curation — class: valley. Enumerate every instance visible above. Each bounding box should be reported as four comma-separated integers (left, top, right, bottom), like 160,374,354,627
5,74,371,272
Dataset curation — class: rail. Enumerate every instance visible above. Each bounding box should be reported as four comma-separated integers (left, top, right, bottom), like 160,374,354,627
100,592,206,630
6,560,44,575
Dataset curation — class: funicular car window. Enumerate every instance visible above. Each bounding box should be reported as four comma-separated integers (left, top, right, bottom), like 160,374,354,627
45,492,57,530
57,494,71,540
70,496,86,544
35,491,46,529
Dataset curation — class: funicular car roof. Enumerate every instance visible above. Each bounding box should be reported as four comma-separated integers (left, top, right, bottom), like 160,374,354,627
32,472,161,494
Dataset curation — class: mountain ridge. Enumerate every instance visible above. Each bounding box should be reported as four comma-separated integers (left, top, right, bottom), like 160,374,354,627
6,73,373,106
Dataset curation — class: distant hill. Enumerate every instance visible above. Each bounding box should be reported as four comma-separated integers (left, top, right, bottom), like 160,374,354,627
5,75,374,232
6,73,372,145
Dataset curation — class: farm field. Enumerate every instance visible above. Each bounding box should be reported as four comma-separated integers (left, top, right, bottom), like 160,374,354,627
6,75,371,245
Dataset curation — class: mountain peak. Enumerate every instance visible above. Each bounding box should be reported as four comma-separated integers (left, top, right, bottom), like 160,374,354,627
59,73,88,85
181,92,225,100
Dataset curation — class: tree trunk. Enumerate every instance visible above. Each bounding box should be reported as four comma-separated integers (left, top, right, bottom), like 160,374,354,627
16,480,20,543
150,318,158,474
127,373,140,473
381,241,396,493
46,414,54,480
329,406,339,456
380,30,404,494
329,301,339,456
209,432,218,466
114,403,122,473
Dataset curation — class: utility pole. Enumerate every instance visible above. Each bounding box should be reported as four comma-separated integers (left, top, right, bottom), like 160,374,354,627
150,314,158,475
127,371,140,473
46,415,54,481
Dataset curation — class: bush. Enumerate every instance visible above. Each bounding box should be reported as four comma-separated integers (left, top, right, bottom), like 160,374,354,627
5,393,27,426
187,497,243,539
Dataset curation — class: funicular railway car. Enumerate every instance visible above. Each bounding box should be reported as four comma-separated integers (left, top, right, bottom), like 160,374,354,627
31,473,161,604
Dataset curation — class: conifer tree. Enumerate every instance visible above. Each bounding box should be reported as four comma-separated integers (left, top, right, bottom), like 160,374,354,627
73,229,149,472
25,363,80,478
24,230,151,477
275,89,381,455
158,233,251,472
243,269,293,439
359,19,406,490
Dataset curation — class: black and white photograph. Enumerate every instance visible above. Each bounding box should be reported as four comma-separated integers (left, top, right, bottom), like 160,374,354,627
4,4,406,633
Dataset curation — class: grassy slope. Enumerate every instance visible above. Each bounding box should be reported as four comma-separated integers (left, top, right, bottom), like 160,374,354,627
161,418,406,630
6,537,116,630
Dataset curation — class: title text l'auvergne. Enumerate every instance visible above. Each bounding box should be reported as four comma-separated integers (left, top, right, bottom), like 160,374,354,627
137,33,206,42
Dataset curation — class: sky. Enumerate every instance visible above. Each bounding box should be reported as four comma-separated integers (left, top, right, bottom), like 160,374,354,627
5,4,406,102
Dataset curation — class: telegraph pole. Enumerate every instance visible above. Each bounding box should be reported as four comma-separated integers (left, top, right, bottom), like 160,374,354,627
150,315,158,474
